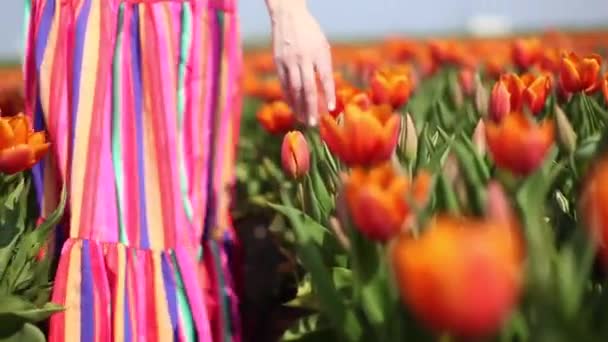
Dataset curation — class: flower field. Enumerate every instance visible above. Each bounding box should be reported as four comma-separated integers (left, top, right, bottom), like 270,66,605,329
2,29,608,341
239,29,608,341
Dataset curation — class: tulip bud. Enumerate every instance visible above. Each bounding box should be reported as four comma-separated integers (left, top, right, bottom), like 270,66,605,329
449,72,464,108
472,119,486,156
474,75,489,118
398,113,418,161
489,81,510,122
458,68,475,96
281,131,310,179
554,105,577,154
485,181,512,223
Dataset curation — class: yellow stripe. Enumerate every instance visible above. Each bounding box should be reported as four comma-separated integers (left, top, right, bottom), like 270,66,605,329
140,6,165,250
113,244,126,342
70,0,101,237
153,253,172,341
64,241,83,341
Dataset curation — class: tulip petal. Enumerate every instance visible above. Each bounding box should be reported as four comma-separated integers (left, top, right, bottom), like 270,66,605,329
0,119,15,150
9,115,30,145
580,56,601,93
320,114,347,163
0,145,35,174
560,55,582,92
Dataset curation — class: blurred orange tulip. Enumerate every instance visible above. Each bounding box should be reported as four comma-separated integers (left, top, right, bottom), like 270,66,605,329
256,101,296,134
581,156,608,264
392,215,523,337
539,48,561,73
602,72,608,104
486,112,554,175
281,131,310,179
257,77,283,102
320,103,400,166
559,51,602,93
484,55,507,80
382,37,420,62
428,40,475,68
370,65,414,109
512,38,543,70
0,113,50,174
345,164,430,241
352,48,383,82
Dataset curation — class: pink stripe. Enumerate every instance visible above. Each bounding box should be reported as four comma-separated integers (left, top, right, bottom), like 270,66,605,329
92,67,119,242
91,242,111,342
175,247,213,341
121,6,142,246
186,2,208,240
149,4,188,245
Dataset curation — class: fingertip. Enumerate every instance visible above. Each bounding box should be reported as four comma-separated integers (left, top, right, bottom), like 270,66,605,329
308,114,318,127
327,98,336,111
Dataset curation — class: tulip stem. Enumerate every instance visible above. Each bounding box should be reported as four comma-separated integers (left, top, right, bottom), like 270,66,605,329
569,154,579,180
297,181,306,214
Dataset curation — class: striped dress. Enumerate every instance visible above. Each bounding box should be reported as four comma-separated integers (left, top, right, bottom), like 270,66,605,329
23,0,242,341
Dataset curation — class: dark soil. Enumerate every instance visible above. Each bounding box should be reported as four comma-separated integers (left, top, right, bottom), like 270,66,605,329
234,215,304,342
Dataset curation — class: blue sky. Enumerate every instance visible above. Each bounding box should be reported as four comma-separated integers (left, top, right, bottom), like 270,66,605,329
1,0,607,57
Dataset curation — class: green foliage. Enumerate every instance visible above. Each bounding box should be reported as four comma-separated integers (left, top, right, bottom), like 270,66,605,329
0,173,66,341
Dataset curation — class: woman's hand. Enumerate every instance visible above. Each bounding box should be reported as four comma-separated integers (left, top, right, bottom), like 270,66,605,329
266,0,335,126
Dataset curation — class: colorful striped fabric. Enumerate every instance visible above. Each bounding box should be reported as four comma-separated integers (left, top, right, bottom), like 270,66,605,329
23,0,243,340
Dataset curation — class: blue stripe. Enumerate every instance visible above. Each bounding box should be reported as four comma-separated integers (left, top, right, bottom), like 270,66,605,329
161,252,180,340
124,258,133,342
80,240,95,342
131,4,150,249
30,0,55,217
34,0,55,67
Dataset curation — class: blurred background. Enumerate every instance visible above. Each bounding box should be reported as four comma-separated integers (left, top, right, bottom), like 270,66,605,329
1,0,608,59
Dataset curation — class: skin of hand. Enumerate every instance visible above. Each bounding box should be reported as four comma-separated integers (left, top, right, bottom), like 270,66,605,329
265,0,336,126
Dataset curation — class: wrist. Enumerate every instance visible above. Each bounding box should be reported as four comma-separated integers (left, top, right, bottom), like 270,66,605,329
265,0,307,16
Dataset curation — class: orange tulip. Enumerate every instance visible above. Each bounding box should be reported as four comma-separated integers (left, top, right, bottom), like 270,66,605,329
281,131,310,179
601,72,608,105
490,73,551,121
512,38,543,70
581,156,608,264
330,85,360,117
559,51,602,93
320,103,400,166
520,73,552,114
0,113,50,174
489,75,521,122
344,164,430,241
256,101,296,134
486,112,554,175
370,65,414,109
392,215,523,337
